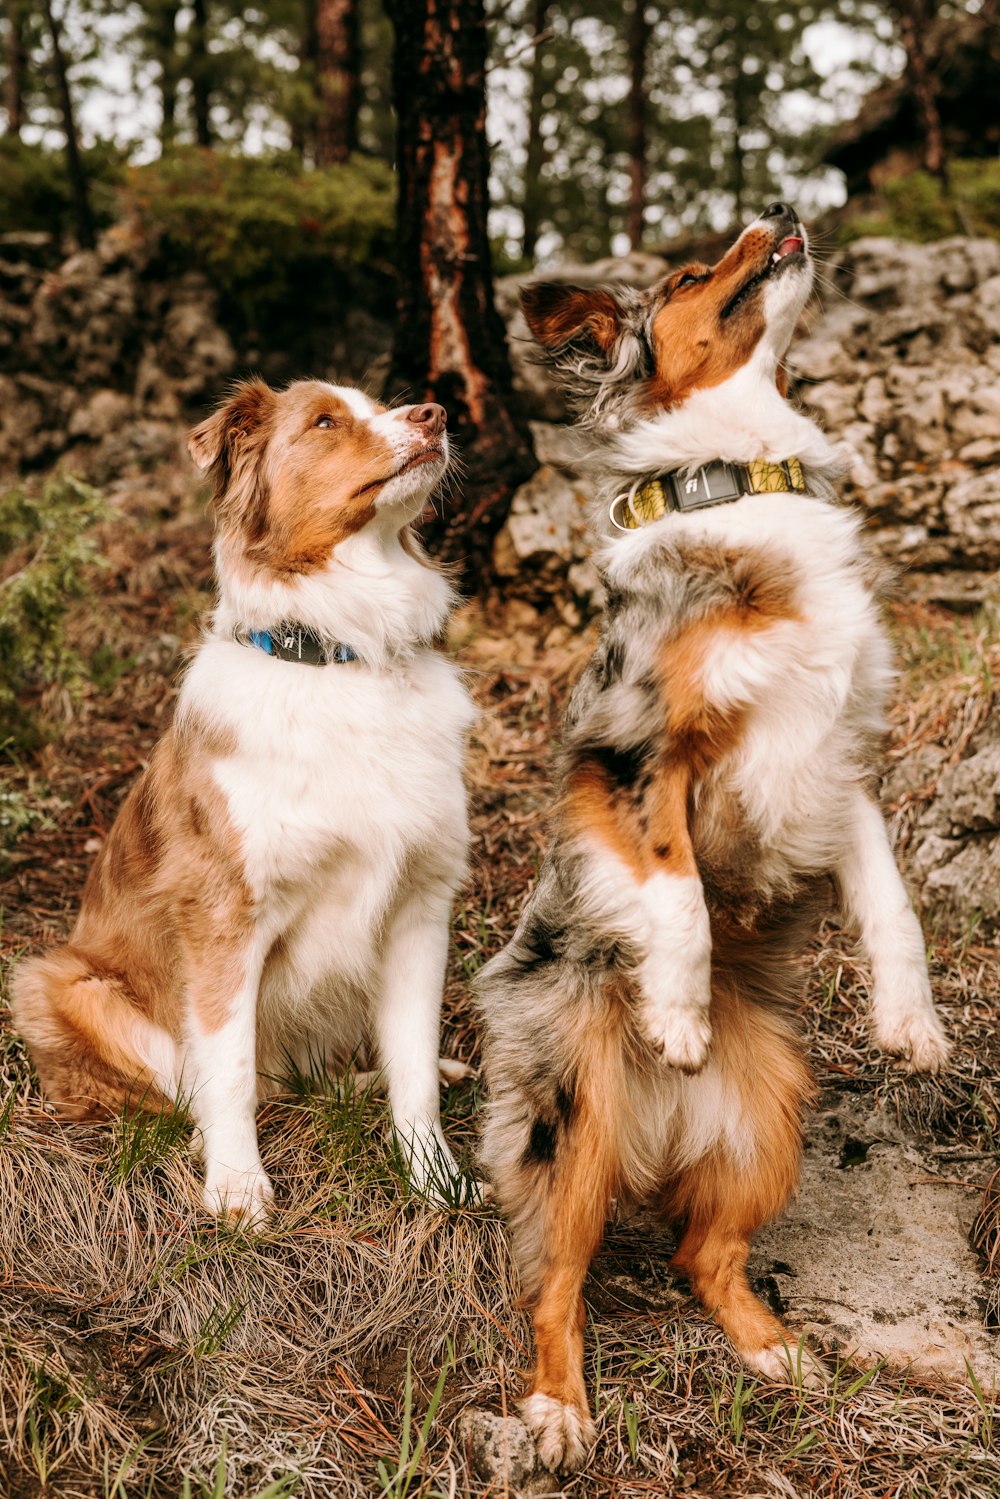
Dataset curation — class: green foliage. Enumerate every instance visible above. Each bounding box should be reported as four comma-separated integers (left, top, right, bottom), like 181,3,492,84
0,137,123,242
125,149,395,319
0,475,108,756
842,161,1000,244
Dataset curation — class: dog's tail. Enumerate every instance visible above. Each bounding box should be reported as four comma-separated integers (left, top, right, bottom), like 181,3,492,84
11,947,178,1119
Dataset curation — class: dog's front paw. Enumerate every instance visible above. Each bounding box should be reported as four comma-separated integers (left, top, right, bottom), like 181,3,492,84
743,1340,829,1390
520,1391,595,1473
202,1165,274,1228
641,1002,713,1073
873,1001,951,1074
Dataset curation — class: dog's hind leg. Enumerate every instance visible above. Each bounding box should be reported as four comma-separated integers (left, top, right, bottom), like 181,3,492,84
11,947,178,1119
483,1020,623,1473
666,980,825,1385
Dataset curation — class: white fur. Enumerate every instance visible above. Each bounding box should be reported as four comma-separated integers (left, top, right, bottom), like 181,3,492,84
575,848,712,1070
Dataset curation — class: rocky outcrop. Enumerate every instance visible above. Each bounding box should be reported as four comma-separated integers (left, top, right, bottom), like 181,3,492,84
905,713,1000,934
792,235,1000,578
0,229,236,479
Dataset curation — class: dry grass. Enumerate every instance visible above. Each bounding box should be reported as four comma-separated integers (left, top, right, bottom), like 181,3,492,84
0,470,997,1496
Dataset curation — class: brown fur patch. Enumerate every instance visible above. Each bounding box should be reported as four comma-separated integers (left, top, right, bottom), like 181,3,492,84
12,716,255,1118
563,548,798,880
646,228,784,409
527,1025,622,1413
520,282,624,354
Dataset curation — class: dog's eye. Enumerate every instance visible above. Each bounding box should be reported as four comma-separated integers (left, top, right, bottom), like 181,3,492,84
676,273,703,289
315,415,339,430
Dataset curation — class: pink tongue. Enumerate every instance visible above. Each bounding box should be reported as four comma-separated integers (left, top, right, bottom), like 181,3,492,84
777,236,804,258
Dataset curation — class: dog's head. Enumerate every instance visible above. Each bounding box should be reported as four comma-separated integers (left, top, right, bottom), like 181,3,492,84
188,380,449,573
521,203,811,428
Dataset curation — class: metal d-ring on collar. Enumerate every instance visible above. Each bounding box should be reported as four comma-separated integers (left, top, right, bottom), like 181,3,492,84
609,457,806,532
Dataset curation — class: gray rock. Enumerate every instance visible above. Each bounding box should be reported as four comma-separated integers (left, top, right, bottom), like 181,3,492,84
754,1097,999,1389
458,1409,538,1489
908,717,1000,933
494,465,595,584
529,421,586,471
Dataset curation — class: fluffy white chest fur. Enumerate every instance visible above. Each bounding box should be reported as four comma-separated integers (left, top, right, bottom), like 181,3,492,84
183,639,474,1043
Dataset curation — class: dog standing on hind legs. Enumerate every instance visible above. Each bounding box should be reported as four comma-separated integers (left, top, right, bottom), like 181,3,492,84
13,377,475,1223
475,203,950,1472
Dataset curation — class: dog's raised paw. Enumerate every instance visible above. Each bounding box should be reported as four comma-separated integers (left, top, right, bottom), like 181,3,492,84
520,1391,595,1472
644,1004,713,1073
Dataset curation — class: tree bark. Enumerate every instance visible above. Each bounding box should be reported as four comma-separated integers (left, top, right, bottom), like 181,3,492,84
4,0,25,136
314,0,359,166
151,1,180,151
41,0,94,249
190,0,212,148
626,0,648,250
892,0,946,180
292,0,318,160
385,0,535,582
521,0,551,262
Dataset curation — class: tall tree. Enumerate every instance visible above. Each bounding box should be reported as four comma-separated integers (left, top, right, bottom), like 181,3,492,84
385,0,535,578
314,0,359,164
3,0,25,135
189,0,212,146
890,0,946,179
626,0,649,248
520,0,553,261
40,0,94,249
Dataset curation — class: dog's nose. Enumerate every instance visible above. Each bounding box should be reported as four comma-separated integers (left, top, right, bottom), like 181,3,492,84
762,201,795,222
405,403,446,436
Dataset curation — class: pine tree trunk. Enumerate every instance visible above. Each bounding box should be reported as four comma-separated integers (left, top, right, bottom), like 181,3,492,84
153,2,180,152
385,0,535,581
521,0,551,262
41,0,94,249
314,0,359,166
626,0,648,250
190,0,212,148
893,0,946,180
4,0,25,136
292,0,318,161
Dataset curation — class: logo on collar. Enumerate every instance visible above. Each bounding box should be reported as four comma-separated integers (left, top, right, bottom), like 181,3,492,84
237,626,358,666
610,457,806,531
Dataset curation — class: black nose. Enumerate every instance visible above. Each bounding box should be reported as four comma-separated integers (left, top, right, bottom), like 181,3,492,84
762,201,795,221
405,402,446,436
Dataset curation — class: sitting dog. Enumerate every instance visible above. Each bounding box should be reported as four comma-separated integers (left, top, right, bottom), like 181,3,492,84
13,379,474,1222
475,203,950,1471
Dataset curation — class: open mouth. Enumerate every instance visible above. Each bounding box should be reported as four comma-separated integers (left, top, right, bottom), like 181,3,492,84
355,446,445,497
721,233,806,320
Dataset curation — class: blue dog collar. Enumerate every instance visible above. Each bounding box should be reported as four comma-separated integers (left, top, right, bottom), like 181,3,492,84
237,625,358,666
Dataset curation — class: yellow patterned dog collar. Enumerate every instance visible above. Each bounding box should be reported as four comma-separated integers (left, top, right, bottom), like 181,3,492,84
610,457,806,531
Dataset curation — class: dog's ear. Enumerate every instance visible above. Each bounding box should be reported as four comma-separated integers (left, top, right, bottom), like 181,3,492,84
188,380,276,479
521,283,628,357
188,379,276,539
519,282,651,420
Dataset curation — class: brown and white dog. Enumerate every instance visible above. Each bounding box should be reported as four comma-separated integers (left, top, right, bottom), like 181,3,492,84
475,203,950,1471
13,379,474,1222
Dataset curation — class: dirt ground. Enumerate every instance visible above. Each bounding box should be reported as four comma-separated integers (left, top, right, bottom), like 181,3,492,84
0,459,997,1497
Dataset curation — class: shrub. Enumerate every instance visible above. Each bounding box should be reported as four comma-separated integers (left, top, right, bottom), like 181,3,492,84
0,475,108,757
842,159,1000,244
125,148,396,322
0,137,123,242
